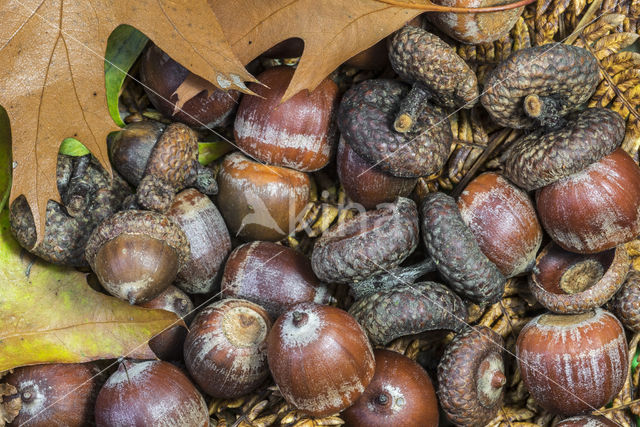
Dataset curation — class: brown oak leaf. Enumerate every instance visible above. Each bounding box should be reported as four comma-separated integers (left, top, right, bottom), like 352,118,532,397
0,0,256,243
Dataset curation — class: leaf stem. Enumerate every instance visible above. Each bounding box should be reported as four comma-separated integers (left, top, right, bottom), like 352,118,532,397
377,0,536,13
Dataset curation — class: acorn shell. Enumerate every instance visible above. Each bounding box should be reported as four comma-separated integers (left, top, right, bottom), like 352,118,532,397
458,172,542,277
221,241,332,319
311,197,419,283
348,281,467,345
234,66,339,172
183,299,272,399
481,44,599,129
421,192,506,304
342,349,439,427
516,309,628,415
95,360,208,426
502,108,625,191
613,270,640,332
6,363,103,427
438,326,506,427
267,302,375,417
389,26,478,109
529,243,629,314
337,79,452,178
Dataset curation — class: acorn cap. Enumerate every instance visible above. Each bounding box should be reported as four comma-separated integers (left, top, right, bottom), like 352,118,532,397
389,26,478,109
348,281,467,346
421,192,506,304
613,270,640,332
438,326,506,427
530,243,629,314
502,108,625,191
311,197,419,283
481,43,599,129
337,79,451,178
85,210,190,270
144,122,199,189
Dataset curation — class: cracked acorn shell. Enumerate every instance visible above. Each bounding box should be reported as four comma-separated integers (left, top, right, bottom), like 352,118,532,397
613,270,640,332
184,299,272,399
267,302,375,417
502,108,625,191
389,25,478,109
516,309,628,415
537,148,640,254
234,66,339,172
311,197,419,283
438,326,506,427
348,281,467,345
481,43,599,129
342,349,439,427
5,363,103,427
84,210,190,304
95,360,208,426
221,241,333,319
421,192,506,304
458,172,542,277
530,243,629,314
337,79,452,178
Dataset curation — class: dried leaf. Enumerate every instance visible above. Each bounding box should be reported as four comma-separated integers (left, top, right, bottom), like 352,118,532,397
581,13,626,43
0,0,256,244
0,108,10,212
211,0,423,102
0,208,182,371
601,51,640,74
593,32,640,60
0,383,20,425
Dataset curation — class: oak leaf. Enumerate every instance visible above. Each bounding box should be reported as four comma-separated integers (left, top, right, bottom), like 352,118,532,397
0,0,256,243
0,207,182,372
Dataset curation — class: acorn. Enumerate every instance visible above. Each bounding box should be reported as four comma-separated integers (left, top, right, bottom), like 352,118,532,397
458,172,542,277
529,243,629,314
234,66,339,172
342,349,439,427
140,43,240,128
220,241,334,319
516,309,628,415
109,121,217,212
336,137,417,210
427,0,524,44
311,197,419,283
216,152,312,241
421,192,506,304
5,363,103,427
337,79,451,178
94,360,208,426
267,302,375,417
166,188,231,294
139,285,194,360
84,210,190,304
482,44,600,129
183,299,272,399
438,326,506,427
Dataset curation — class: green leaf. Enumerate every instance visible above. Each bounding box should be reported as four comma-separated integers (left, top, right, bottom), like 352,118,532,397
105,25,149,127
198,141,234,166
0,106,11,212
59,138,90,157
0,209,181,371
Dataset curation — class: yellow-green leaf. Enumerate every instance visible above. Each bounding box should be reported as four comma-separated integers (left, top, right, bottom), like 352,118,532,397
198,141,234,166
0,209,181,372
59,138,90,157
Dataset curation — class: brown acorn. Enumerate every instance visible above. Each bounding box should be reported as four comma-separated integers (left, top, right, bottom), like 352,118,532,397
516,309,628,415
140,43,240,128
267,302,375,417
220,241,334,319
216,152,312,241
5,363,103,427
183,299,272,399
95,360,208,426
458,172,542,277
84,210,190,304
166,188,232,294
139,285,194,360
234,66,339,172
342,349,439,427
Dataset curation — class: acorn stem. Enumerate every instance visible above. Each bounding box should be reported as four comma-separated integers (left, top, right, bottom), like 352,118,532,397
523,94,565,130
491,370,507,388
394,82,431,133
291,311,309,327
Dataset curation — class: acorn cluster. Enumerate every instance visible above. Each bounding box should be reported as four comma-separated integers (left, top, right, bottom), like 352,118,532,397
5,13,640,427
